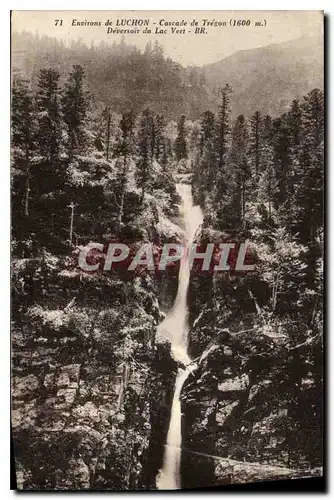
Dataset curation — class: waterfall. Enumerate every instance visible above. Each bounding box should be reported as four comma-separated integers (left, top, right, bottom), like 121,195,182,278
156,181,203,490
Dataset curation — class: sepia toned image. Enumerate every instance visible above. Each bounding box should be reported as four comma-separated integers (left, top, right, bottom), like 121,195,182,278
11,10,324,490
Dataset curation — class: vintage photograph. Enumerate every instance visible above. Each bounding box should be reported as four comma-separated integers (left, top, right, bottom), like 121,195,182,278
11,10,324,490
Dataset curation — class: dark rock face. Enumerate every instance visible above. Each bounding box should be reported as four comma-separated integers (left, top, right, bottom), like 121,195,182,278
180,213,324,490
11,173,184,491
12,340,176,490
182,344,227,488
12,254,323,490
11,266,177,490
181,335,322,487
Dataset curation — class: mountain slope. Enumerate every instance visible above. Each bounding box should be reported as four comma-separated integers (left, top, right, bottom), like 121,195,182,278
204,36,323,117
11,31,212,120
12,32,323,119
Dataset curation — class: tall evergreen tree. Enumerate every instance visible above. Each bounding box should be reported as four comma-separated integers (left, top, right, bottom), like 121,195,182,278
261,115,273,148
200,110,215,156
174,115,188,161
61,65,89,157
12,77,35,218
217,84,232,169
287,99,302,150
229,114,250,227
212,84,233,228
258,144,278,222
35,68,67,246
154,114,166,162
271,117,292,210
249,111,262,179
199,111,217,194
35,68,61,163
119,111,135,157
136,108,154,201
104,107,112,161
297,89,324,285
161,137,172,169
113,111,136,232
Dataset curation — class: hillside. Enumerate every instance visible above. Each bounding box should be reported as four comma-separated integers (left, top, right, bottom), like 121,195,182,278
11,31,212,120
12,32,323,120
204,36,323,117
11,39,323,489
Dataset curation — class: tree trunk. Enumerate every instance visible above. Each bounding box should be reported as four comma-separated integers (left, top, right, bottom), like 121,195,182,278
118,156,127,233
241,179,245,228
118,190,125,234
106,108,111,161
24,164,30,217
24,145,30,217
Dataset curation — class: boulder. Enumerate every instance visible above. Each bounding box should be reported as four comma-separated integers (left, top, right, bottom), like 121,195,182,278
218,374,249,393
12,375,39,400
12,400,37,429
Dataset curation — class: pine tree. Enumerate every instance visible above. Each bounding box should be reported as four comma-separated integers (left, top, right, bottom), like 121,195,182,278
136,108,154,202
217,84,232,169
279,100,303,226
229,114,250,227
35,68,61,163
115,111,136,231
35,68,66,245
161,137,172,169
200,111,215,156
62,65,89,157
297,89,324,286
174,115,188,161
153,40,164,59
12,77,35,218
198,110,217,193
154,114,166,162
293,89,323,236
271,117,292,210
258,144,278,222
287,99,302,149
213,84,233,229
262,115,273,143
249,111,262,179
104,107,112,161
119,111,135,157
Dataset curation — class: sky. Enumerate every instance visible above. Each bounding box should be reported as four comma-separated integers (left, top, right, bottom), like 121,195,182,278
11,10,323,66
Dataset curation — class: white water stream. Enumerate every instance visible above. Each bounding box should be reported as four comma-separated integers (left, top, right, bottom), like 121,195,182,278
156,181,203,490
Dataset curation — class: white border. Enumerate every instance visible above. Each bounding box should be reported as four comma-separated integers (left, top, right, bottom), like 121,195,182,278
2,1,331,498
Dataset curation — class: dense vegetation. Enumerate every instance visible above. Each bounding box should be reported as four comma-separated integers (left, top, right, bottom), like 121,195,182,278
12,32,211,120
184,83,323,487
11,42,323,490
11,64,182,489
12,32,323,120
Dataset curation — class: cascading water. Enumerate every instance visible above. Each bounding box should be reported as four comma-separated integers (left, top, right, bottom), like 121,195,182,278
156,180,203,490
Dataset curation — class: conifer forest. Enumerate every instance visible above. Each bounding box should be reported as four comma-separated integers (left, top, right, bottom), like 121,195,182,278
11,31,323,490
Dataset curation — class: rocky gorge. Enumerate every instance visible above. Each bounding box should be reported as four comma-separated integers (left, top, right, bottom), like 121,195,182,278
11,45,323,488
12,175,322,489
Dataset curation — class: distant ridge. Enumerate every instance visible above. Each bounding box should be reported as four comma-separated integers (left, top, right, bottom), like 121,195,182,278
12,32,323,119
203,35,323,117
